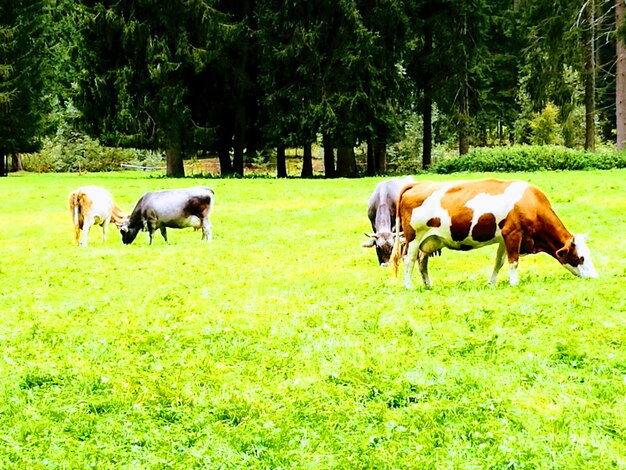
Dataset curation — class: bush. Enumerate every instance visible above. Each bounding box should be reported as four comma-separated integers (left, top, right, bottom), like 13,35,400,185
434,145,626,174
530,102,562,145
22,133,163,172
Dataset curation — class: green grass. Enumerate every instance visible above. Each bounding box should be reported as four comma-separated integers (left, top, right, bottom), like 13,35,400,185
1,170,625,469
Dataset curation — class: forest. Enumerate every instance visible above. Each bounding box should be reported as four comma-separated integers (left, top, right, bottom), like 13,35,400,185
1,0,626,177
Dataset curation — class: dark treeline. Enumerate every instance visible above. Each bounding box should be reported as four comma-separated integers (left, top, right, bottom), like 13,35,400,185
1,0,625,177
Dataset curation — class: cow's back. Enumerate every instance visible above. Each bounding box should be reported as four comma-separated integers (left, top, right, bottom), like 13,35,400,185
369,176,414,228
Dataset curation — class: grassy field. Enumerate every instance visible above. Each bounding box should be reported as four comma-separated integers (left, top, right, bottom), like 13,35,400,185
1,170,625,469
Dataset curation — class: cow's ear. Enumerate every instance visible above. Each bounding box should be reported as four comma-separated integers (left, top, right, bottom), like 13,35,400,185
556,240,574,260
361,238,376,248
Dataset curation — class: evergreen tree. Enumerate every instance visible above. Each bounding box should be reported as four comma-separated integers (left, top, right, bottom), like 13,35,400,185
0,0,48,173
78,0,225,177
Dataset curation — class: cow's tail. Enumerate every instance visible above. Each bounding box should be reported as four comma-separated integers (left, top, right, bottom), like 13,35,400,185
207,188,215,214
390,185,408,277
69,191,82,243
390,215,403,277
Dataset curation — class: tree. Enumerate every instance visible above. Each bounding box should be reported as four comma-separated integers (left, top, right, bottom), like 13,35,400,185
257,0,408,178
79,0,225,177
617,0,626,149
0,0,48,172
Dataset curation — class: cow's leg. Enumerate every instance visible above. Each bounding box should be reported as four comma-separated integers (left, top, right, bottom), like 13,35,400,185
201,218,212,242
147,224,156,245
489,242,506,285
418,251,432,287
503,233,522,286
79,218,94,246
102,217,111,243
160,226,168,243
403,241,419,289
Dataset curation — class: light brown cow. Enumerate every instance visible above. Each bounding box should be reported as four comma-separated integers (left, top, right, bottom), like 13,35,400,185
390,178,597,288
68,186,127,246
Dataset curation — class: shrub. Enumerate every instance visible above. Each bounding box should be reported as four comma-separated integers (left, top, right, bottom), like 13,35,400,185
530,102,562,145
434,145,626,174
22,133,162,172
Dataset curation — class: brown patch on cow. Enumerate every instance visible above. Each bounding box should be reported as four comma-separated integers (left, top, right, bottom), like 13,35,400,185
183,196,211,218
472,212,497,242
449,209,473,241
427,217,441,228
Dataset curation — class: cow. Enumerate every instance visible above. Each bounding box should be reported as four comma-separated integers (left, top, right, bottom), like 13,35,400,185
361,176,414,266
120,186,214,245
390,178,598,289
68,185,128,246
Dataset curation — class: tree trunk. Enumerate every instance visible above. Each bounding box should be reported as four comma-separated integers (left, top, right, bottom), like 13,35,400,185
336,146,357,177
0,152,7,177
583,0,596,152
10,153,24,172
166,146,185,177
232,105,246,176
617,0,626,150
366,140,375,176
323,134,335,178
217,141,233,176
374,142,386,173
422,21,433,168
301,143,313,178
458,82,470,156
276,145,287,178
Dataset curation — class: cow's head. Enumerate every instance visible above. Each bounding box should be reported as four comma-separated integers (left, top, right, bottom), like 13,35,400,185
113,215,130,230
556,234,598,279
119,221,140,245
362,231,397,266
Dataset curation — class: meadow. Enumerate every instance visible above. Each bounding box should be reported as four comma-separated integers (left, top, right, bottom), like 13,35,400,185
0,170,625,469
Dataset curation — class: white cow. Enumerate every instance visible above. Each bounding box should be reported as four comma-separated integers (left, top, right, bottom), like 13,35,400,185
68,186,127,246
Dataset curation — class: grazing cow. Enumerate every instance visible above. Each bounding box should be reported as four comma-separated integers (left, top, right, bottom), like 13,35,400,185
120,186,214,245
68,186,127,246
362,176,414,266
390,178,597,288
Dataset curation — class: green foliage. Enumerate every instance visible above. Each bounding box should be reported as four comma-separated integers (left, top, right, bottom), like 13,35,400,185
387,112,423,170
1,171,625,468
434,145,626,173
530,102,562,145
22,132,161,172
0,0,48,153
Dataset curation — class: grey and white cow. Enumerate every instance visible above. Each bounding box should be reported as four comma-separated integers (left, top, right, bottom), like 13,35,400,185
120,186,214,245
361,176,414,266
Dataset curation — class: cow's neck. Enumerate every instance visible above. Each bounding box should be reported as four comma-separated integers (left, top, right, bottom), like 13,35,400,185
375,203,392,230
531,210,573,257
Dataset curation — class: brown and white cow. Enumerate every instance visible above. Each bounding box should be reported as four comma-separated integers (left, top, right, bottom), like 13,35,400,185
68,185,128,246
390,178,597,288
362,176,414,266
120,186,214,245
